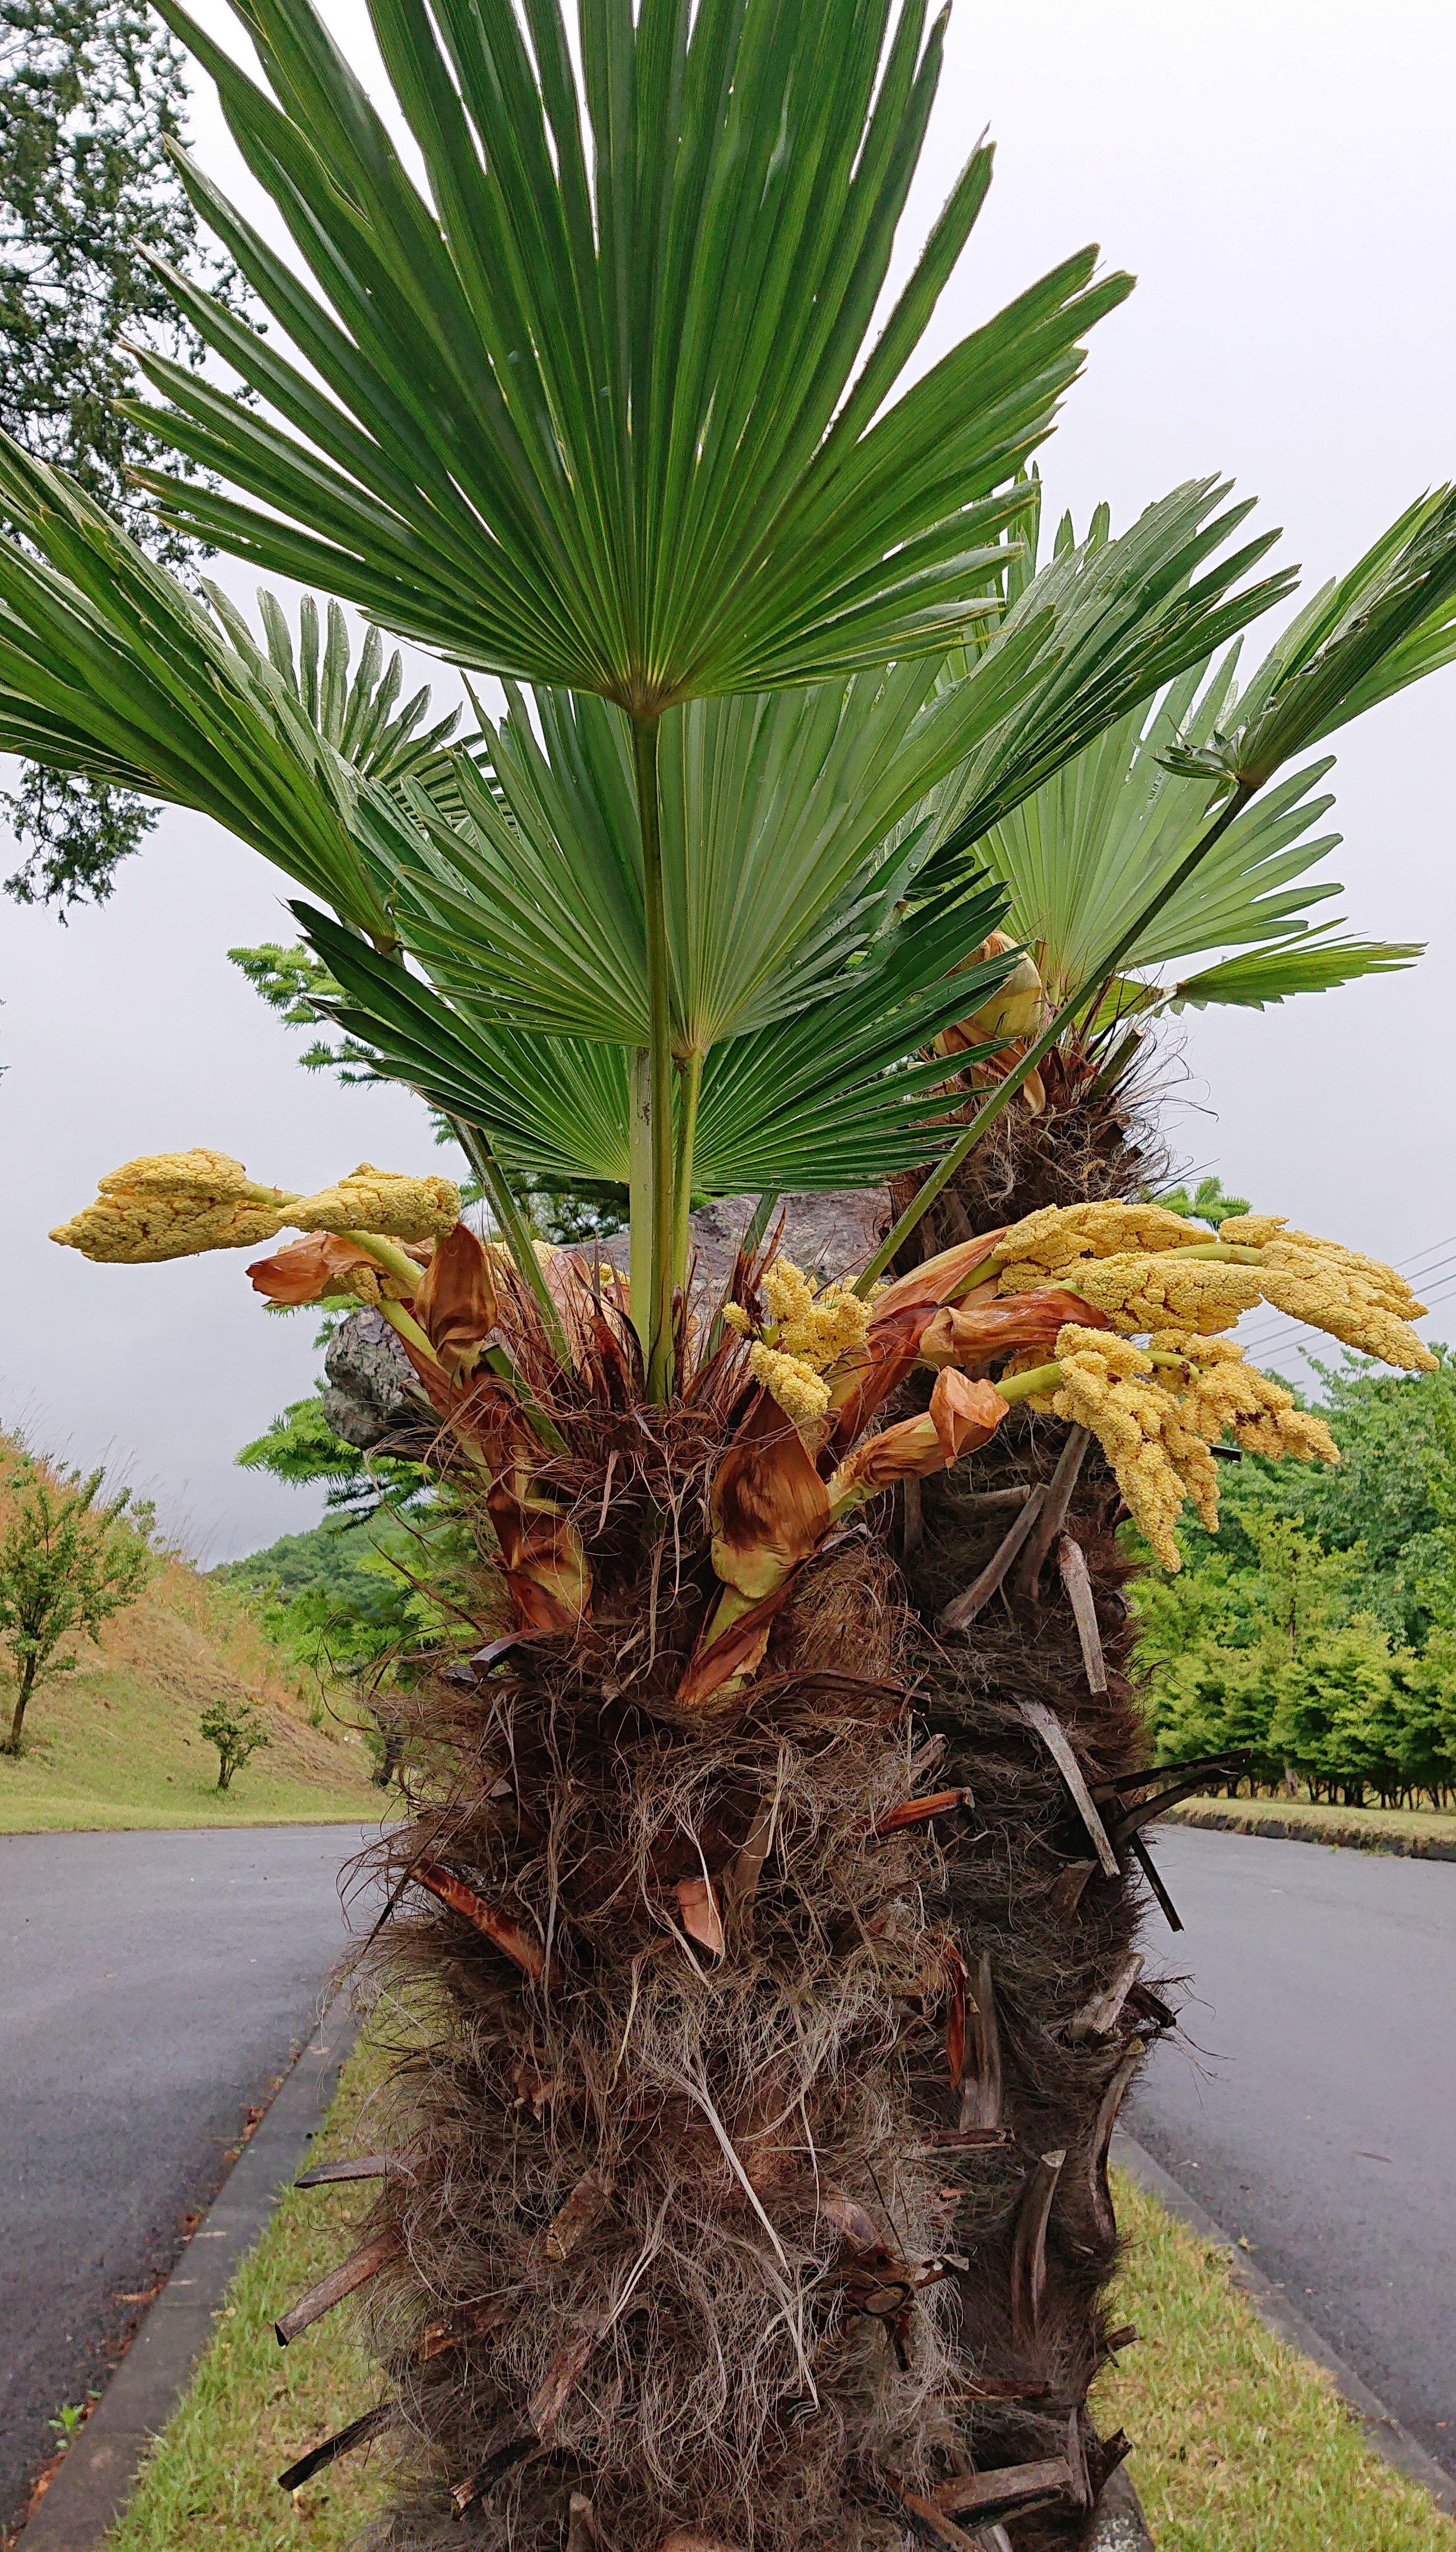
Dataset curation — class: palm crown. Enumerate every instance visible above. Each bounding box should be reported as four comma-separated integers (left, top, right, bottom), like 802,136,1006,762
3,0,1456,1384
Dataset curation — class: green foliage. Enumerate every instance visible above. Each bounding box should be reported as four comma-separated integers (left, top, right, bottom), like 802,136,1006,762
234,1385,426,1520
1151,1174,1251,1231
0,0,243,905
217,1503,477,1788
198,1693,270,1790
0,1441,155,1751
129,0,1138,703
1132,1349,1456,1806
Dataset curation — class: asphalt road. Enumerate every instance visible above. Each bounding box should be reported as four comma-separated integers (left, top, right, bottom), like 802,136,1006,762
1130,1823,1456,2476
0,1825,371,2542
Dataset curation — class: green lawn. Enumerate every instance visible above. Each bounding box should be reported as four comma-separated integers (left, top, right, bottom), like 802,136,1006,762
1097,2174,1454,2549
96,2042,1455,2552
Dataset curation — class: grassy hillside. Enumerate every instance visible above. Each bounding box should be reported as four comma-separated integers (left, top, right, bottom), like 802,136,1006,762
0,1529,384,1834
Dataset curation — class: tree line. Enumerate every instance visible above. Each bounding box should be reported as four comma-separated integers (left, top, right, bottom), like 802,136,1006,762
1133,1347,1456,1809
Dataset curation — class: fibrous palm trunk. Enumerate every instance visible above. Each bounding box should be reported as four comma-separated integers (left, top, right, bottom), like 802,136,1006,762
293,1273,1120,2552
271,1103,1412,2552
882,1069,1174,2547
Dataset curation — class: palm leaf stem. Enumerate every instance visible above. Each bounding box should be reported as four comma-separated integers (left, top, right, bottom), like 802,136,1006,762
856,781,1256,1288
632,714,676,1397
671,1048,706,1296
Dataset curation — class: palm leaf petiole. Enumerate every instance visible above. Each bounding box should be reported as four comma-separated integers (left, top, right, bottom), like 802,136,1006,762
444,1113,570,1367
671,1049,705,1297
632,715,676,1400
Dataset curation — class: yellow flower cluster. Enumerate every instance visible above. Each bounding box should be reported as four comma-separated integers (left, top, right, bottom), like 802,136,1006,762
986,1201,1433,1374
726,1258,873,1427
747,1340,831,1426
1218,1217,1434,1372
1047,1324,1343,1568
50,1151,461,1266
290,1162,460,1242
1150,1331,1339,1464
992,1199,1204,1285
1049,1327,1221,1571
51,1151,291,1264
1053,1252,1262,1336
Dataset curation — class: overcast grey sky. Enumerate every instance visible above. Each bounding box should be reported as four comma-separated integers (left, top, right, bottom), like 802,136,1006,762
2,0,1454,1560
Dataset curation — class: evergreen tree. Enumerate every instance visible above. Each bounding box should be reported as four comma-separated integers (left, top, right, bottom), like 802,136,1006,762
0,0,241,907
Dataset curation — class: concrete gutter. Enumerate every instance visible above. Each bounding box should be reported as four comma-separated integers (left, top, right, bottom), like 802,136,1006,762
1112,2127,1456,2517
17,1998,359,2550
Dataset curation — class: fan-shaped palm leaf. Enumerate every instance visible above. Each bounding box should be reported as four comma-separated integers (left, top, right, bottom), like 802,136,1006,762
130,0,1133,710
294,876,1016,1198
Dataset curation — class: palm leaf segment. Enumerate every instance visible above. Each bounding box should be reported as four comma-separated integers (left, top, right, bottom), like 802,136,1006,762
0,429,1019,1193
130,0,1136,709
914,488,1443,1030
0,438,1302,1204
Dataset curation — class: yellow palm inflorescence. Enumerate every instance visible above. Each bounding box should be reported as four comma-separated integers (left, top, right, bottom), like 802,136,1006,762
1218,1215,1433,1370
725,1259,875,1427
974,1204,1431,1567
289,1162,460,1242
50,1150,293,1263
50,1151,461,1265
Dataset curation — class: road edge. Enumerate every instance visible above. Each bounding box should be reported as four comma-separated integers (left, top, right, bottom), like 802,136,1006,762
16,1994,361,2550
1162,1800,1456,1862
1112,2127,1456,2518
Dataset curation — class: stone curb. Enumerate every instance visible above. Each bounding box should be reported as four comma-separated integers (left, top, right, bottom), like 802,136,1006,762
1162,1800,1456,1862
16,1994,360,2549
1111,2128,1456,2516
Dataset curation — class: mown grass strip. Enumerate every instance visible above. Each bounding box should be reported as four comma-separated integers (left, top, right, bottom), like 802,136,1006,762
1164,1794,1456,1858
98,2042,1455,2551
1094,2173,1455,2548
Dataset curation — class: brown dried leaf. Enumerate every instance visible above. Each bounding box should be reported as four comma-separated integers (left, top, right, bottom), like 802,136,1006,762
675,1874,725,1956
829,1371,1007,1508
916,1287,1107,1371
247,1230,418,1307
710,1388,831,1602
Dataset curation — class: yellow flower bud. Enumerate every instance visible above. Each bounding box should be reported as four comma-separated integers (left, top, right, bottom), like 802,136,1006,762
289,1162,460,1243
748,1340,831,1426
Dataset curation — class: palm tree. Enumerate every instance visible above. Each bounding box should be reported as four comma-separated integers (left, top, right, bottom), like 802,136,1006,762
3,2,1456,2542
824,493,1456,2527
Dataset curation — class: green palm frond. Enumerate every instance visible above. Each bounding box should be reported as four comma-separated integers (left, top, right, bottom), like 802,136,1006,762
1161,935,1423,1013
293,876,1015,1198
0,434,397,936
126,0,1134,709
203,587,465,791
1162,485,1456,791
907,493,1424,1018
354,639,1051,1051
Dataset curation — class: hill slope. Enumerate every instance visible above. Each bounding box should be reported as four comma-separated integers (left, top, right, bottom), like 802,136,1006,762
0,1539,383,1835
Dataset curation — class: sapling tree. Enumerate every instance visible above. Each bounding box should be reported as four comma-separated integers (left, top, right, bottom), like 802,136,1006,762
0,1450,154,1751
199,1693,270,1789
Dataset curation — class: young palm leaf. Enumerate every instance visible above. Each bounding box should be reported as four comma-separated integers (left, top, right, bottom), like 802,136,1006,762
865,481,1456,1281
927,637,1421,1024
